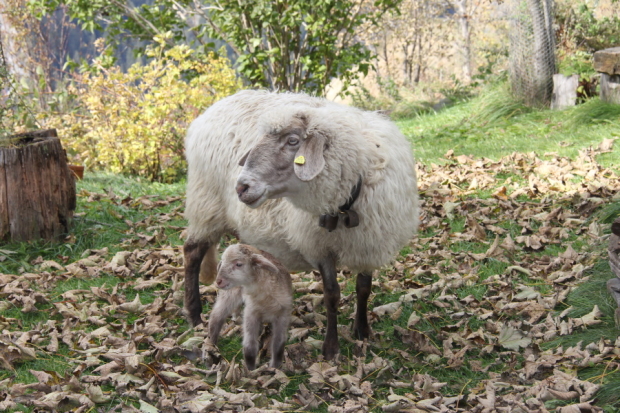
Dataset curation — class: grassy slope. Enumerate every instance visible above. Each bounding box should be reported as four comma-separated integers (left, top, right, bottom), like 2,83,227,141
398,86,620,167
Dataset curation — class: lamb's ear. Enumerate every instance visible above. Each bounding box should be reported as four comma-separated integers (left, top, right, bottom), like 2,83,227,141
294,130,326,181
238,150,251,167
251,254,279,274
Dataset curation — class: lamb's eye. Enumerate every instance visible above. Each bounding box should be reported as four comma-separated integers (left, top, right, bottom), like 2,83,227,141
235,262,243,267
287,135,299,146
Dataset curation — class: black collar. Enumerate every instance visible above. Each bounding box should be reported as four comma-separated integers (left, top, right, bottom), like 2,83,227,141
319,175,362,231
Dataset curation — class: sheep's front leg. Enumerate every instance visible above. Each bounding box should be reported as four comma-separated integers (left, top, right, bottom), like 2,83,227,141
243,310,262,370
209,288,243,345
269,316,289,368
184,238,210,326
318,255,340,360
353,272,372,340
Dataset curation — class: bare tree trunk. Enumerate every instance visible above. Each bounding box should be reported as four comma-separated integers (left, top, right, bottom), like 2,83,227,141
402,42,412,85
455,0,472,83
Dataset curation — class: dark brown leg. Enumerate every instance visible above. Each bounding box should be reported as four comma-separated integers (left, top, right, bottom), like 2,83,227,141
353,272,372,340
184,239,210,326
318,254,340,360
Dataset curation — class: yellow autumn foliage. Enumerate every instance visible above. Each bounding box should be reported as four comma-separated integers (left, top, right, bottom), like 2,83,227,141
46,34,241,182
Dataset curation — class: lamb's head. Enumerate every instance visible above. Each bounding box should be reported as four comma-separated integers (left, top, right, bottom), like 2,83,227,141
236,107,330,209
215,244,279,290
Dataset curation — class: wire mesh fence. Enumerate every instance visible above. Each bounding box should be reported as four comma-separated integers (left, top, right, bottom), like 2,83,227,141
0,31,38,137
508,0,556,107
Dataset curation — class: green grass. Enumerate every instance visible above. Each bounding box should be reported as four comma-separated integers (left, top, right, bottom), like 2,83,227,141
0,171,186,275
543,260,620,411
545,260,619,349
398,86,620,167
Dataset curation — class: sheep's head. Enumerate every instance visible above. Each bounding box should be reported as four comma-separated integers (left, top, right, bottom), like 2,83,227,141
236,108,327,208
215,244,279,290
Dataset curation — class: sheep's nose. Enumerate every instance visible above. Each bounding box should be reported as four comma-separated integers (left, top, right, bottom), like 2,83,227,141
236,183,249,198
216,278,224,287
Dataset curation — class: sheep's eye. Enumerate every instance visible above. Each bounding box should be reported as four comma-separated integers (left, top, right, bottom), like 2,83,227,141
235,262,243,267
287,135,299,146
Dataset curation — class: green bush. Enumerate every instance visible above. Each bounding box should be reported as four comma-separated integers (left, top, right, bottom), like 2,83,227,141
46,34,241,182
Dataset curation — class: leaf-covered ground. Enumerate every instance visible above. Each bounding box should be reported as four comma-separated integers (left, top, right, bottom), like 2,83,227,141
1,139,619,412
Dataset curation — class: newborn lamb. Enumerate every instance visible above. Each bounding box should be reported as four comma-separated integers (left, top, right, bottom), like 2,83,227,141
208,244,293,370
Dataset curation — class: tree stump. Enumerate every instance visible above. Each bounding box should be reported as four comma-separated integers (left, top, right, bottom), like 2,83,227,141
0,129,76,242
551,74,579,110
607,217,620,326
593,47,620,104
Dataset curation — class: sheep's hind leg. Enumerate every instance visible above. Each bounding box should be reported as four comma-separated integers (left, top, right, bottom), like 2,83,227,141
184,238,211,326
199,244,218,284
353,272,372,340
318,254,340,360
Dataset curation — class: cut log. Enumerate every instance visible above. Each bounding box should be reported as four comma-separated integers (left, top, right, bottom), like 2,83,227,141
593,47,620,104
600,74,620,105
0,129,76,242
551,74,579,110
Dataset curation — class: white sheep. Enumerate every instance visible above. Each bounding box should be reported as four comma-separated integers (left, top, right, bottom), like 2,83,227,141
184,90,418,359
209,243,292,370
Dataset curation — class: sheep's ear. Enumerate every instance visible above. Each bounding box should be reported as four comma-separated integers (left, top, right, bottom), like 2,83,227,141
294,130,326,181
251,254,279,274
238,150,251,167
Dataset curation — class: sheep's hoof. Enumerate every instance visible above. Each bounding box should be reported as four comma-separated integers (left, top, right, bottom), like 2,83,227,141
186,310,203,328
353,322,371,341
322,338,340,360
353,313,371,340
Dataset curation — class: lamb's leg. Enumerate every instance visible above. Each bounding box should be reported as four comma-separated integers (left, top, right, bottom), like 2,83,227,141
269,316,289,368
243,311,262,370
318,255,340,360
209,288,243,345
184,238,210,326
353,272,372,340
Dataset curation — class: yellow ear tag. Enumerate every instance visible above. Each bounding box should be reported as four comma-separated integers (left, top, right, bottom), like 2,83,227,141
294,156,306,165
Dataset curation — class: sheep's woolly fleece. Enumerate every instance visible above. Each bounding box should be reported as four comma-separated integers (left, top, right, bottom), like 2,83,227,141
0,138,619,412
184,90,418,273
